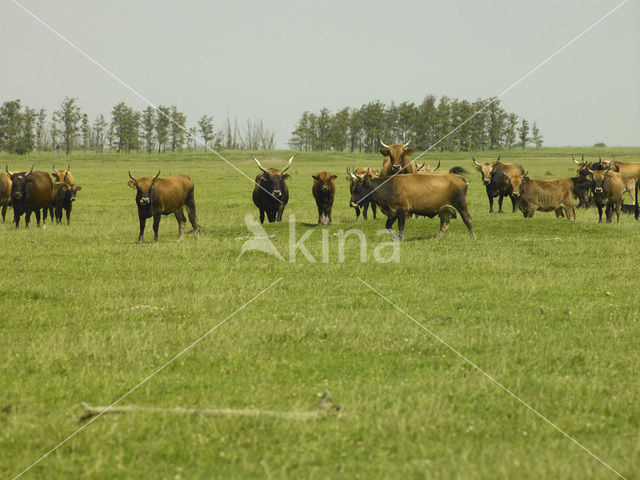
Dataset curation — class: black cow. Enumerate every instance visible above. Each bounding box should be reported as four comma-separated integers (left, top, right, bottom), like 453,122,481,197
251,154,294,223
49,181,82,225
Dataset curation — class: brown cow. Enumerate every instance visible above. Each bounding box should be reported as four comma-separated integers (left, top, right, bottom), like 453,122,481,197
312,171,337,225
128,171,198,242
349,168,475,240
506,173,574,219
605,159,640,202
7,165,53,228
346,167,379,221
52,164,76,187
473,157,524,213
0,172,11,222
379,139,417,176
586,168,623,223
251,154,294,223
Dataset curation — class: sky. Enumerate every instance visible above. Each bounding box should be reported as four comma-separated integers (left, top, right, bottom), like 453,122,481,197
1,0,638,148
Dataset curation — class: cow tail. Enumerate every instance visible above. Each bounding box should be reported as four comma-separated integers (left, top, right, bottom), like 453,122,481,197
635,179,639,220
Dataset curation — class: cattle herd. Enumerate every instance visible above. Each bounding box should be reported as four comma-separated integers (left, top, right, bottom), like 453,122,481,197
2,143,639,242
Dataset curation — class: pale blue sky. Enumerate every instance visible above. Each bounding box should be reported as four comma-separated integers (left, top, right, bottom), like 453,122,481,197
1,0,638,147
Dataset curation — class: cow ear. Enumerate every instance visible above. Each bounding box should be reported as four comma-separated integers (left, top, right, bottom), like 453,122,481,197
380,149,390,156
127,180,137,189
345,175,352,182
75,185,82,191
403,148,414,156
283,174,290,179
312,175,319,180
330,175,337,180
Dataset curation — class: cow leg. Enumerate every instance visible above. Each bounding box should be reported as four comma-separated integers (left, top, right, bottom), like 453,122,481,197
396,210,406,241
66,205,71,225
153,213,161,241
555,208,564,218
596,204,603,223
1,203,6,222
317,206,323,225
510,195,518,213
362,203,368,220
615,201,621,223
259,209,265,224
175,208,186,242
488,194,494,213
385,216,400,241
268,210,277,223
25,210,31,228
138,213,146,242
327,207,332,225
276,205,285,222
605,203,613,223
454,203,475,239
13,210,20,228
497,194,505,213
185,205,198,240
371,202,377,219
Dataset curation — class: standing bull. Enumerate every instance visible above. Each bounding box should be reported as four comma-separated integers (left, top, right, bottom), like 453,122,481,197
7,165,53,228
349,168,475,240
128,171,199,242
473,157,524,213
379,140,417,176
604,159,640,202
50,181,82,225
312,171,337,225
506,173,575,219
587,168,623,223
251,154,294,223
346,167,379,221
0,171,11,222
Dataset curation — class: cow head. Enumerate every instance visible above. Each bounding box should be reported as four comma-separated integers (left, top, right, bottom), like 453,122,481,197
52,164,73,184
251,154,294,199
347,166,376,207
587,168,610,194
504,172,527,197
473,157,499,185
128,170,160,206
380,139,413,173
55,181,82,202
312,172,337,192
7,164,33,201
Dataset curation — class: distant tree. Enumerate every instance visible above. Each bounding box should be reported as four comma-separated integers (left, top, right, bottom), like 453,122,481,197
327,107,350,151
93,114,107,152
413,95,437,150
187,127,198,151
197,114,214,150
20,107,36,154
0,100,24,153
141,106,155,153
50,116,59,152
55,97,81,154
111,102,140,153
80,113,90,151
503,113,518,149
35,108,47,151
518,118,530,149
348,108,363,152
289,111,314,151
486,99,506,150
169,106,186,152
594,142,606,147
532,121,543,149
155,105,171,153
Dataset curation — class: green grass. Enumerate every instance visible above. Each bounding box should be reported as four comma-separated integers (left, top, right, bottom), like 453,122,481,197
1,147,639,479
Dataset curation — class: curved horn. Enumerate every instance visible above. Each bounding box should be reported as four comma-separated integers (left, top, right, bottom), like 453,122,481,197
433,160,441,172
65,164,70,173
128,170,137,182
379,139,390,149
416,163,425,172
346,166,356,179
573,155,580,164
493,156,501,164
473,157,480,166
249,154,269,174
52,163,56,172
354,169,364,180
281,154,296,173
152,170,160,180
402,139,411,149
581,154,584,161
27,164,34,175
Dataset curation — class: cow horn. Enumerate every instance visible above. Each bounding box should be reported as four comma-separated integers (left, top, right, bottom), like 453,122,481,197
281,154,296,173
153,170,160,180
433,160,441,172
416,163,425,172
581,154,584,161
354,169,364,180
27,164,34,175
379,139,390,149
250,154,269,174
472,157,480,166
52,163,56,172
402,139,411,149
5,164,11,175
128,170,137,183
65,164,70,173
346,166,356,180
494,156,501,164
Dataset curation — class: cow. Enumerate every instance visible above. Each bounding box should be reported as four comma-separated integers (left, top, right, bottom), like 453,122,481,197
312,171,337,225
346,167,379,221
0,171,11,222
7,165,53,228
473,157,524,213
586,168,623,223
49,181,82,225
604,159,640,202
379,139,417,176
52,164,76,187
127,171,199,243
348,168,475,240
251,154,294,223
506,173,575,219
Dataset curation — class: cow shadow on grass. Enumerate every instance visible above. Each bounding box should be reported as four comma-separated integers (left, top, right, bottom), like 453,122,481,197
404,234,440,242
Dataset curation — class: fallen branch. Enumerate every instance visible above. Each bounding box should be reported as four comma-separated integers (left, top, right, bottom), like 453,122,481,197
79,391,341,423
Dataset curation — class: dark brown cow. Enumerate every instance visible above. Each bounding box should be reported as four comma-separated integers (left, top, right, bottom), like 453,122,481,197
7,165,53,228
251,154,294,223
312,171,337,225
379,140,417,176
49,181,82,225
506,173,575,219
349,168,475,240
0,172,11,222
346,167,379,221
473,157,524,213
586,168,623,223
128,171,198,242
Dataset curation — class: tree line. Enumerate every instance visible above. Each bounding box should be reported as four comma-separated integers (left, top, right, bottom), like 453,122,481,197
289,96,542,153
0,97,277,155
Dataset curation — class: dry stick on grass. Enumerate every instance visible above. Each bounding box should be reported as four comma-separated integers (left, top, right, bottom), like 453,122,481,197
79,391,341,423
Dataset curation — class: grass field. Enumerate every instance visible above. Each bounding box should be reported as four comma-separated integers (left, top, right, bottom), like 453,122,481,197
1,147,639,479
